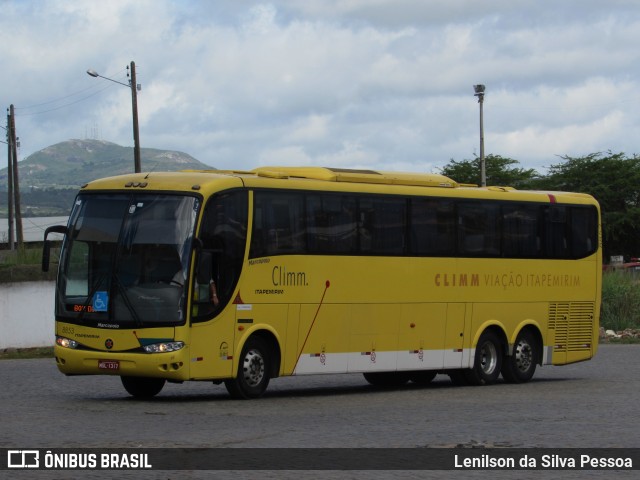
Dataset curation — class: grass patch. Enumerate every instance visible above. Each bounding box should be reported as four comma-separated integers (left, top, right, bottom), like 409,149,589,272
0,247,44,266
601,270,640,331
0,247,58,283
0,347,54,360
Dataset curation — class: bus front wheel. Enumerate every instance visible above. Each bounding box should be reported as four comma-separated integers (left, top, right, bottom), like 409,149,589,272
121,376,166,398
465,331,503,386
501,329,538,383
225,337,271,399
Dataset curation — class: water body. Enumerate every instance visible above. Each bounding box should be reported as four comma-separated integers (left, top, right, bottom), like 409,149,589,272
0,281,55,348
1,216,68,243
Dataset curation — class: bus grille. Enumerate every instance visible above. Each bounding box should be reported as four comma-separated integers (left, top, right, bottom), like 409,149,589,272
548,302,594,352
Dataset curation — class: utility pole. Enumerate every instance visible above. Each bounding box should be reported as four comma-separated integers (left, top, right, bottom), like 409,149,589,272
87,61,141,172
129,61,141,173
9,104,23,250
5,112,15,250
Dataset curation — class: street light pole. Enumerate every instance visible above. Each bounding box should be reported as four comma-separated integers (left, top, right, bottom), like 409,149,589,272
473,84,486,187
87,61,141,173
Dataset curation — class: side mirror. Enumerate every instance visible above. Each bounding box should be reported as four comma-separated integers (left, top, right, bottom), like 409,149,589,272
42,225,68,272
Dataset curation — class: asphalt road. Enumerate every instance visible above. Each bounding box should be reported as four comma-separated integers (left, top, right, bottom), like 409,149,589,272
1,344,638,479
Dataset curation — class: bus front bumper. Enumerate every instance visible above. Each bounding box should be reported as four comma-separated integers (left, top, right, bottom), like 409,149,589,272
54,345,190,381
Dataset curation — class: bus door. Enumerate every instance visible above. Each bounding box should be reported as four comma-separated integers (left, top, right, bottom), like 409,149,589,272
189,190,249,379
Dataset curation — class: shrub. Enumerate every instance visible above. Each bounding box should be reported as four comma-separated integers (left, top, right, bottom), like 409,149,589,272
601,270,640,331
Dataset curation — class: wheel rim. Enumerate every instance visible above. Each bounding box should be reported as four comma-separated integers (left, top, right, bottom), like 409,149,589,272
479,341,498,375
242,348,265,387
514,340,533,372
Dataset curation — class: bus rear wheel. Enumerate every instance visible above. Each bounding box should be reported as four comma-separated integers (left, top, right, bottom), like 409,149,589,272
465,331,503,386
502,329,538,383
225,337,271,399
121,376,166,398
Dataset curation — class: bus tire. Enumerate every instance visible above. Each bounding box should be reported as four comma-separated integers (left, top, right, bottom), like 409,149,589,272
225,337,271,399
409,370,437,385
501,329,538,383
121,376,165,398
465,330,503,386
363,372,410,387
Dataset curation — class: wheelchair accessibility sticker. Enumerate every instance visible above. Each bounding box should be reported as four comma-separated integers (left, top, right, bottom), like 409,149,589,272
92,291,109,312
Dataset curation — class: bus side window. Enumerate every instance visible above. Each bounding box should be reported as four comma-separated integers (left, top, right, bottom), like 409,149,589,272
409,198,455,256
359,196,406,255
570,206,598,258
502,204,541,258
458,202,500,256
544,206,568,258
306,194,357,254
193,191,248,320
251,192,305,257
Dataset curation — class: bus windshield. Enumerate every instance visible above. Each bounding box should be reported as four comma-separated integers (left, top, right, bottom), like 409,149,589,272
56,193,200,328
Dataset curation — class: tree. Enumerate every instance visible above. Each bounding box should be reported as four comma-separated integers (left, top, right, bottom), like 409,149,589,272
439,154,540,189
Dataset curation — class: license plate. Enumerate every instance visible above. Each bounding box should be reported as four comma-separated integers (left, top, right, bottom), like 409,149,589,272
98,360,120,371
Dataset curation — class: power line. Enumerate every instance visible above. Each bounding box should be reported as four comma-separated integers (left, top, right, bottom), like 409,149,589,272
14,68,130,116
16,83,117,116
16,83,108,109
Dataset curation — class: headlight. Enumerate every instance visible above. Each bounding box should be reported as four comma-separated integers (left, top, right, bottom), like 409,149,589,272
56,336,79,349
143,341,185,353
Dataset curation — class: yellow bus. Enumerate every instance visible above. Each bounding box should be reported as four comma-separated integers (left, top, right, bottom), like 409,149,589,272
43,166,601,398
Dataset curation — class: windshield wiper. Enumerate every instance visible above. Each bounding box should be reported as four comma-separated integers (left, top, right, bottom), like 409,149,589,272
113,274,143,327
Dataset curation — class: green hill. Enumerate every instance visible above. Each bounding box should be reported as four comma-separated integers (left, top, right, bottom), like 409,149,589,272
0,139,216,217
0,139,214,189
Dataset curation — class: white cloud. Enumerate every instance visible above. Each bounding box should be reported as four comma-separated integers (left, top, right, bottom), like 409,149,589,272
258,145,313,166
495,110,628,168
317,140,379,168
289,114,331,142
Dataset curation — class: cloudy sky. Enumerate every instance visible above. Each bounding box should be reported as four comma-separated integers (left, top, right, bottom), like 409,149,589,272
1,0,639,175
